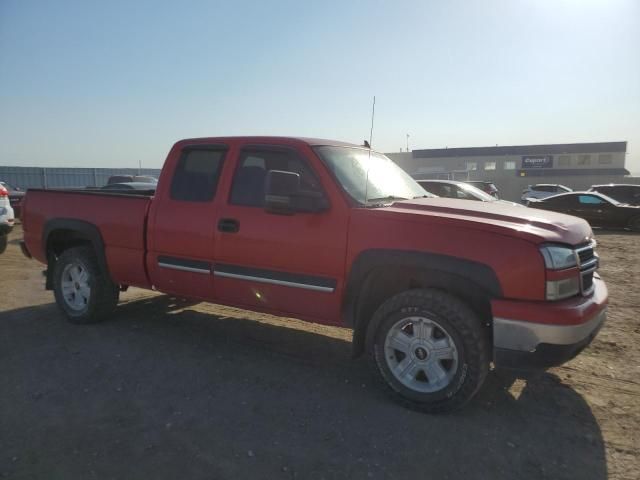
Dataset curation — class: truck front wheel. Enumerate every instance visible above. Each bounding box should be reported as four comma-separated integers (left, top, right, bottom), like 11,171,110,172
53,246,119,324
371,289,489,413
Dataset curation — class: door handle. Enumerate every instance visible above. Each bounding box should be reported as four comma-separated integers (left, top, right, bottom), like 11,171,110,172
218,218,240,233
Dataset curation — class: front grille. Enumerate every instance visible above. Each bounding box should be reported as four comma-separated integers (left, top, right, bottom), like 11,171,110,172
575,242,598,295
577,247,594,264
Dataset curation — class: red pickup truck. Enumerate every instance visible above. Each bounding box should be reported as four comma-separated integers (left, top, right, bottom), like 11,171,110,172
20,136,608,412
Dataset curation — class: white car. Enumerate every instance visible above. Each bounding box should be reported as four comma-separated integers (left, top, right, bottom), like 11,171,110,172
521,184,572,203
1,184,15,254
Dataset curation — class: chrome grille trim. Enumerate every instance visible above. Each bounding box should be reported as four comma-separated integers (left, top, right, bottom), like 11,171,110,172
574,240,597,296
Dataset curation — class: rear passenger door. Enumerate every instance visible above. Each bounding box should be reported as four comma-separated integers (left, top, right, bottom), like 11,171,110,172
213,144,349,324
147,145,227,299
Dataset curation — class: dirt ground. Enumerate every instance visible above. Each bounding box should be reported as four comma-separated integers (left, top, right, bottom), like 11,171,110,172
1,224,638,480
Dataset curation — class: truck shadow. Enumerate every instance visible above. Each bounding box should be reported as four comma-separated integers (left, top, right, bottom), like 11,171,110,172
0,294,606,480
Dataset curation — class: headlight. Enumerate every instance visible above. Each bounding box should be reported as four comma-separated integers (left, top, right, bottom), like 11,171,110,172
540,245,577,270
546,277,580,300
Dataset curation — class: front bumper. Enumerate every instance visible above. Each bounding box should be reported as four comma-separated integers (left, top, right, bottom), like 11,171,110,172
492,276,607,369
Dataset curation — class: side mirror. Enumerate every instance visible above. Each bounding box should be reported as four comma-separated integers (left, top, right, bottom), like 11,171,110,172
264,170,328,215
265,170,300,215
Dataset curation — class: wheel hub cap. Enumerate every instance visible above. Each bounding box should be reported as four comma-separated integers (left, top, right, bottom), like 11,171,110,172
414,347,428,360
61,262,91,311
384,316,459,393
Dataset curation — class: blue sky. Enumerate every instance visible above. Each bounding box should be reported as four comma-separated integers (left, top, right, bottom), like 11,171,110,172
1,0,639,171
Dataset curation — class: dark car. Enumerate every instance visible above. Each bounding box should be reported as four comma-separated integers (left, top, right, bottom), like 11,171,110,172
528,191,640,231
101,182,157,192
465,181,499,198
0,181,25,218
107,175,158,185
588,184,640,206
418,180,521,207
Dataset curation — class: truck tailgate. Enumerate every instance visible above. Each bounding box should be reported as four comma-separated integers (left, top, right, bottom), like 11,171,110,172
23,189,153,288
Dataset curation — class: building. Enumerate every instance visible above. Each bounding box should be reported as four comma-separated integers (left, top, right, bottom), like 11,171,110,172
387,141,632,201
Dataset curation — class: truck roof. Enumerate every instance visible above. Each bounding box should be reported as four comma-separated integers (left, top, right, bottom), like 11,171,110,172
176,136,362,148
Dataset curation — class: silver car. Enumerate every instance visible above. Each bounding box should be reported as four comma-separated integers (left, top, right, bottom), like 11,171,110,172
0,184,15,254
521,184,572,203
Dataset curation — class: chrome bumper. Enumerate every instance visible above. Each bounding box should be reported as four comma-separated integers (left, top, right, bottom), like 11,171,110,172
494,307,607,353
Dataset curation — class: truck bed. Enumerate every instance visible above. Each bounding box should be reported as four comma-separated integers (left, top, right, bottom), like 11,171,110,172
23,189,153,288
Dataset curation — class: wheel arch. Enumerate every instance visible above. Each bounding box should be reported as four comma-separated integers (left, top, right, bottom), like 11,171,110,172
43,218,111,289
343,249,502,358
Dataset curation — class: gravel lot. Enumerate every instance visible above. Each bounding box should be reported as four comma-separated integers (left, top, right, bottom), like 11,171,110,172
1,225,638,479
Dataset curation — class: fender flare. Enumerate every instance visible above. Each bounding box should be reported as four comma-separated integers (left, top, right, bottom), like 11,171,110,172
343,249,502,357
42,218,111,287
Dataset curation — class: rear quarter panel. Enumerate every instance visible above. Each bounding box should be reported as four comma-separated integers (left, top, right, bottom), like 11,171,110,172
23,190,152,288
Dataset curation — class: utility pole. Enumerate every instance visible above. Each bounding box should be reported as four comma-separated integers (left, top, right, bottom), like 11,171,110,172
406,134,410,152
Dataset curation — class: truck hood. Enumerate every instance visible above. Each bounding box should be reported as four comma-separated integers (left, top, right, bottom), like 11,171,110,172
384,198,593,245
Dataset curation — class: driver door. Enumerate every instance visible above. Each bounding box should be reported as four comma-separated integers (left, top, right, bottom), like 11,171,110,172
213,144,349,324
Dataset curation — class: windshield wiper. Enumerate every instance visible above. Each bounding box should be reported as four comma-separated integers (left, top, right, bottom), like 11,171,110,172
366,195,408,203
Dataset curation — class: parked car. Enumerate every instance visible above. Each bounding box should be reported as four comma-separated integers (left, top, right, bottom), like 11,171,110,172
521,184,572,202
588,184,640,206
106,175,158,185
0,181,25,218
0,184,15,253
527,191,640,231
465,181,499,198
418,180,522,207
21,136,607,413
101,182,157,192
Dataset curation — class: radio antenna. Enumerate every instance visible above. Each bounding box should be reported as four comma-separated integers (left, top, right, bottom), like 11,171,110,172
369,95,376,148
364,96,375,205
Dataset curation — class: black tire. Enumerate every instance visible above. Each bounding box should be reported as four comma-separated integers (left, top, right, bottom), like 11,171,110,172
371,289,489,413
0,235,7,254
53,246,119,324
628,216,640,232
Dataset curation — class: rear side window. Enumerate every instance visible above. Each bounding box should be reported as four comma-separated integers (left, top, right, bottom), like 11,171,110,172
230,147,322,207
170,147,227,202
578,195,605,205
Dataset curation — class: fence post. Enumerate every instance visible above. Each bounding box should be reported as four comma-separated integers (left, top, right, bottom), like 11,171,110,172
42,168,48,189
93,168,98,187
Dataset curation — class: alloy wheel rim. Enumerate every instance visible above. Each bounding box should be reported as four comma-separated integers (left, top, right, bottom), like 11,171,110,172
384,316,459,393
61,262,91,311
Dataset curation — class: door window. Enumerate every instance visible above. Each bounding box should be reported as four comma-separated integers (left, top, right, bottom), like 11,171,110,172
230,147,323,207
578,195,606,205
170,148,227,202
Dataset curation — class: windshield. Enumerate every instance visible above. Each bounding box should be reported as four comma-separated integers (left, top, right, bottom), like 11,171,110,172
313,146,430,205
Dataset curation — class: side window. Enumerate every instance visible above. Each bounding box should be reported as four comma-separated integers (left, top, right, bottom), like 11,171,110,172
454,186,473,200
230,147,323,207
438,184,454,198
578,195,605,205
423,184,439,196
170,148,227,202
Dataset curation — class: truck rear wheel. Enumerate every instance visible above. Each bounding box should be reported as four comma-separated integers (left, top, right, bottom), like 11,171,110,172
53,246,119,324
371,289,489,413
